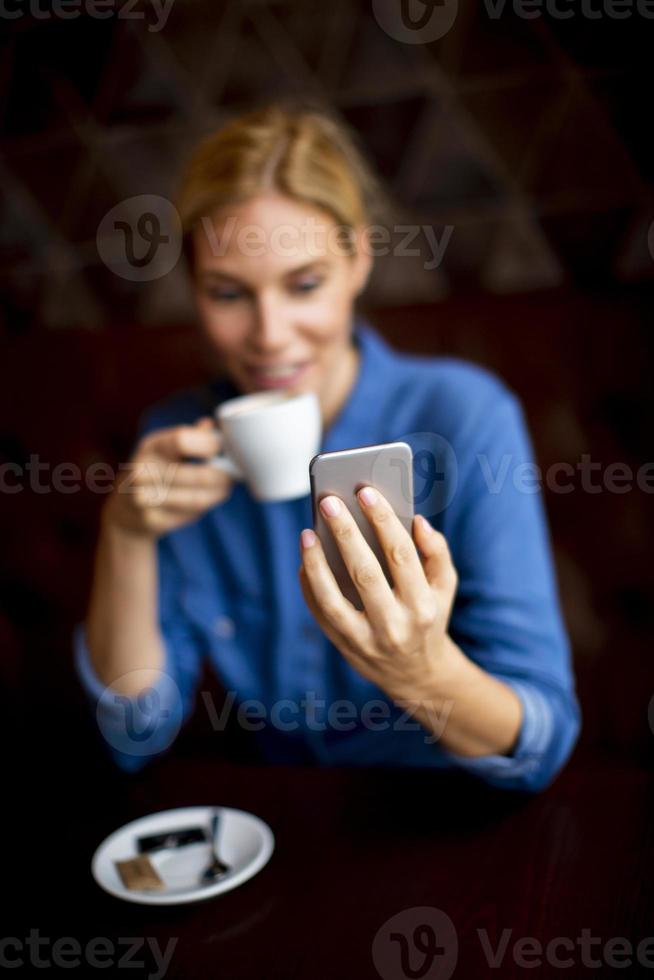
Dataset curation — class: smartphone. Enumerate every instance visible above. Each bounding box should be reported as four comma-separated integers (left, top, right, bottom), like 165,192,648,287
309,441,414,611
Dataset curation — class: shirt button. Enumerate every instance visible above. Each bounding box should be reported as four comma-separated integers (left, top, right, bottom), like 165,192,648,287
213,615,235,639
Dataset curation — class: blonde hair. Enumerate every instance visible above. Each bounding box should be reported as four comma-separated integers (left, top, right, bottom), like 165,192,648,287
176,100,389,264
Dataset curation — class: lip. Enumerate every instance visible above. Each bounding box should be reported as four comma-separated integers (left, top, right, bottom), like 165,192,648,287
245,359,311,370
244,361,312,389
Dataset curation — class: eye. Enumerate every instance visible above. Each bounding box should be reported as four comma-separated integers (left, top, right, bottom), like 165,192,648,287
205,286,244,303
290,276,323,295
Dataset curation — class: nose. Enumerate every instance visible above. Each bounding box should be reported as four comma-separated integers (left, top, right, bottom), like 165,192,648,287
248,291,294,355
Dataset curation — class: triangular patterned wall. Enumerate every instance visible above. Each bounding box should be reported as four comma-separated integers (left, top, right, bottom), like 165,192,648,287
0,0,651,330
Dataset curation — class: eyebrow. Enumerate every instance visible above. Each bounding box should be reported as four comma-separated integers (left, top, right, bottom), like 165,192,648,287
197,260,330,285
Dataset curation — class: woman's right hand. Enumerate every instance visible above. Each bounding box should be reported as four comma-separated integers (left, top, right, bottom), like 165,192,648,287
103,417,234,539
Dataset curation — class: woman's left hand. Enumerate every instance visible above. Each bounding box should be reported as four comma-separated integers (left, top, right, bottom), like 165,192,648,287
298,487,459,704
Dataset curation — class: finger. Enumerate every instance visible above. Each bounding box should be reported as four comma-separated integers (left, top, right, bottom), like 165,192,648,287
135,484,225,510
316,494,396,633
152,503,216,531
413,516,458,592
299,528,367,642
298,564,350,652
298,565,377,679
141,422,221,461
356,486,432,611
132,462,228,490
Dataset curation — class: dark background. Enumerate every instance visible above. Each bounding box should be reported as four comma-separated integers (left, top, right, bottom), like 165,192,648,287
1,0,653,788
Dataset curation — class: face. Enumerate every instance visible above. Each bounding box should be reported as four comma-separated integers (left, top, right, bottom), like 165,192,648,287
190,192,372,413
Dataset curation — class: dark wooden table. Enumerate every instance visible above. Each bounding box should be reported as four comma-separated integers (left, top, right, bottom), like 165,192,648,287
11,746,654,979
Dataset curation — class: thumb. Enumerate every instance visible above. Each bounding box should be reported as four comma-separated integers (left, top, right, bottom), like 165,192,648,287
195,417,222,444
189,416,222,457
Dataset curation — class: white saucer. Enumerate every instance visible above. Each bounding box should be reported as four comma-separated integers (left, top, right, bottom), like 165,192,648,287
91,805,275,905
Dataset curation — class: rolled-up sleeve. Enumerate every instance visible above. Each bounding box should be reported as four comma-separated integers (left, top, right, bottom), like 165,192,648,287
441,678,576,792
73,535,204,773
440,389,581,792
73,621,186,773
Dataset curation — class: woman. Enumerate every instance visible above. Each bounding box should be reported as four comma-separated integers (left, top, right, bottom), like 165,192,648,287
75,102,580,791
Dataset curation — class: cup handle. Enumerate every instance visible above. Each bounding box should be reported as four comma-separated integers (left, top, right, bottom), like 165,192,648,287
209,451,244,481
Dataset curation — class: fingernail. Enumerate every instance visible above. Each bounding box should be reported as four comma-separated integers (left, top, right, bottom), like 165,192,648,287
358,486,377,506
419,514,434,533
320,495,340,518
301,529,317,549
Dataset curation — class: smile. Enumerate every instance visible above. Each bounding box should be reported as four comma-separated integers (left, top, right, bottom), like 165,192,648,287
245,362,311,388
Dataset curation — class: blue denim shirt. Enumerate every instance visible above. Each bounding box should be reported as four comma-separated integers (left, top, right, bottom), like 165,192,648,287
75,318,580,791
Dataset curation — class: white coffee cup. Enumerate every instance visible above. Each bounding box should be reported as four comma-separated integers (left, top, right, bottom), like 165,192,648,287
210,390,322,501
